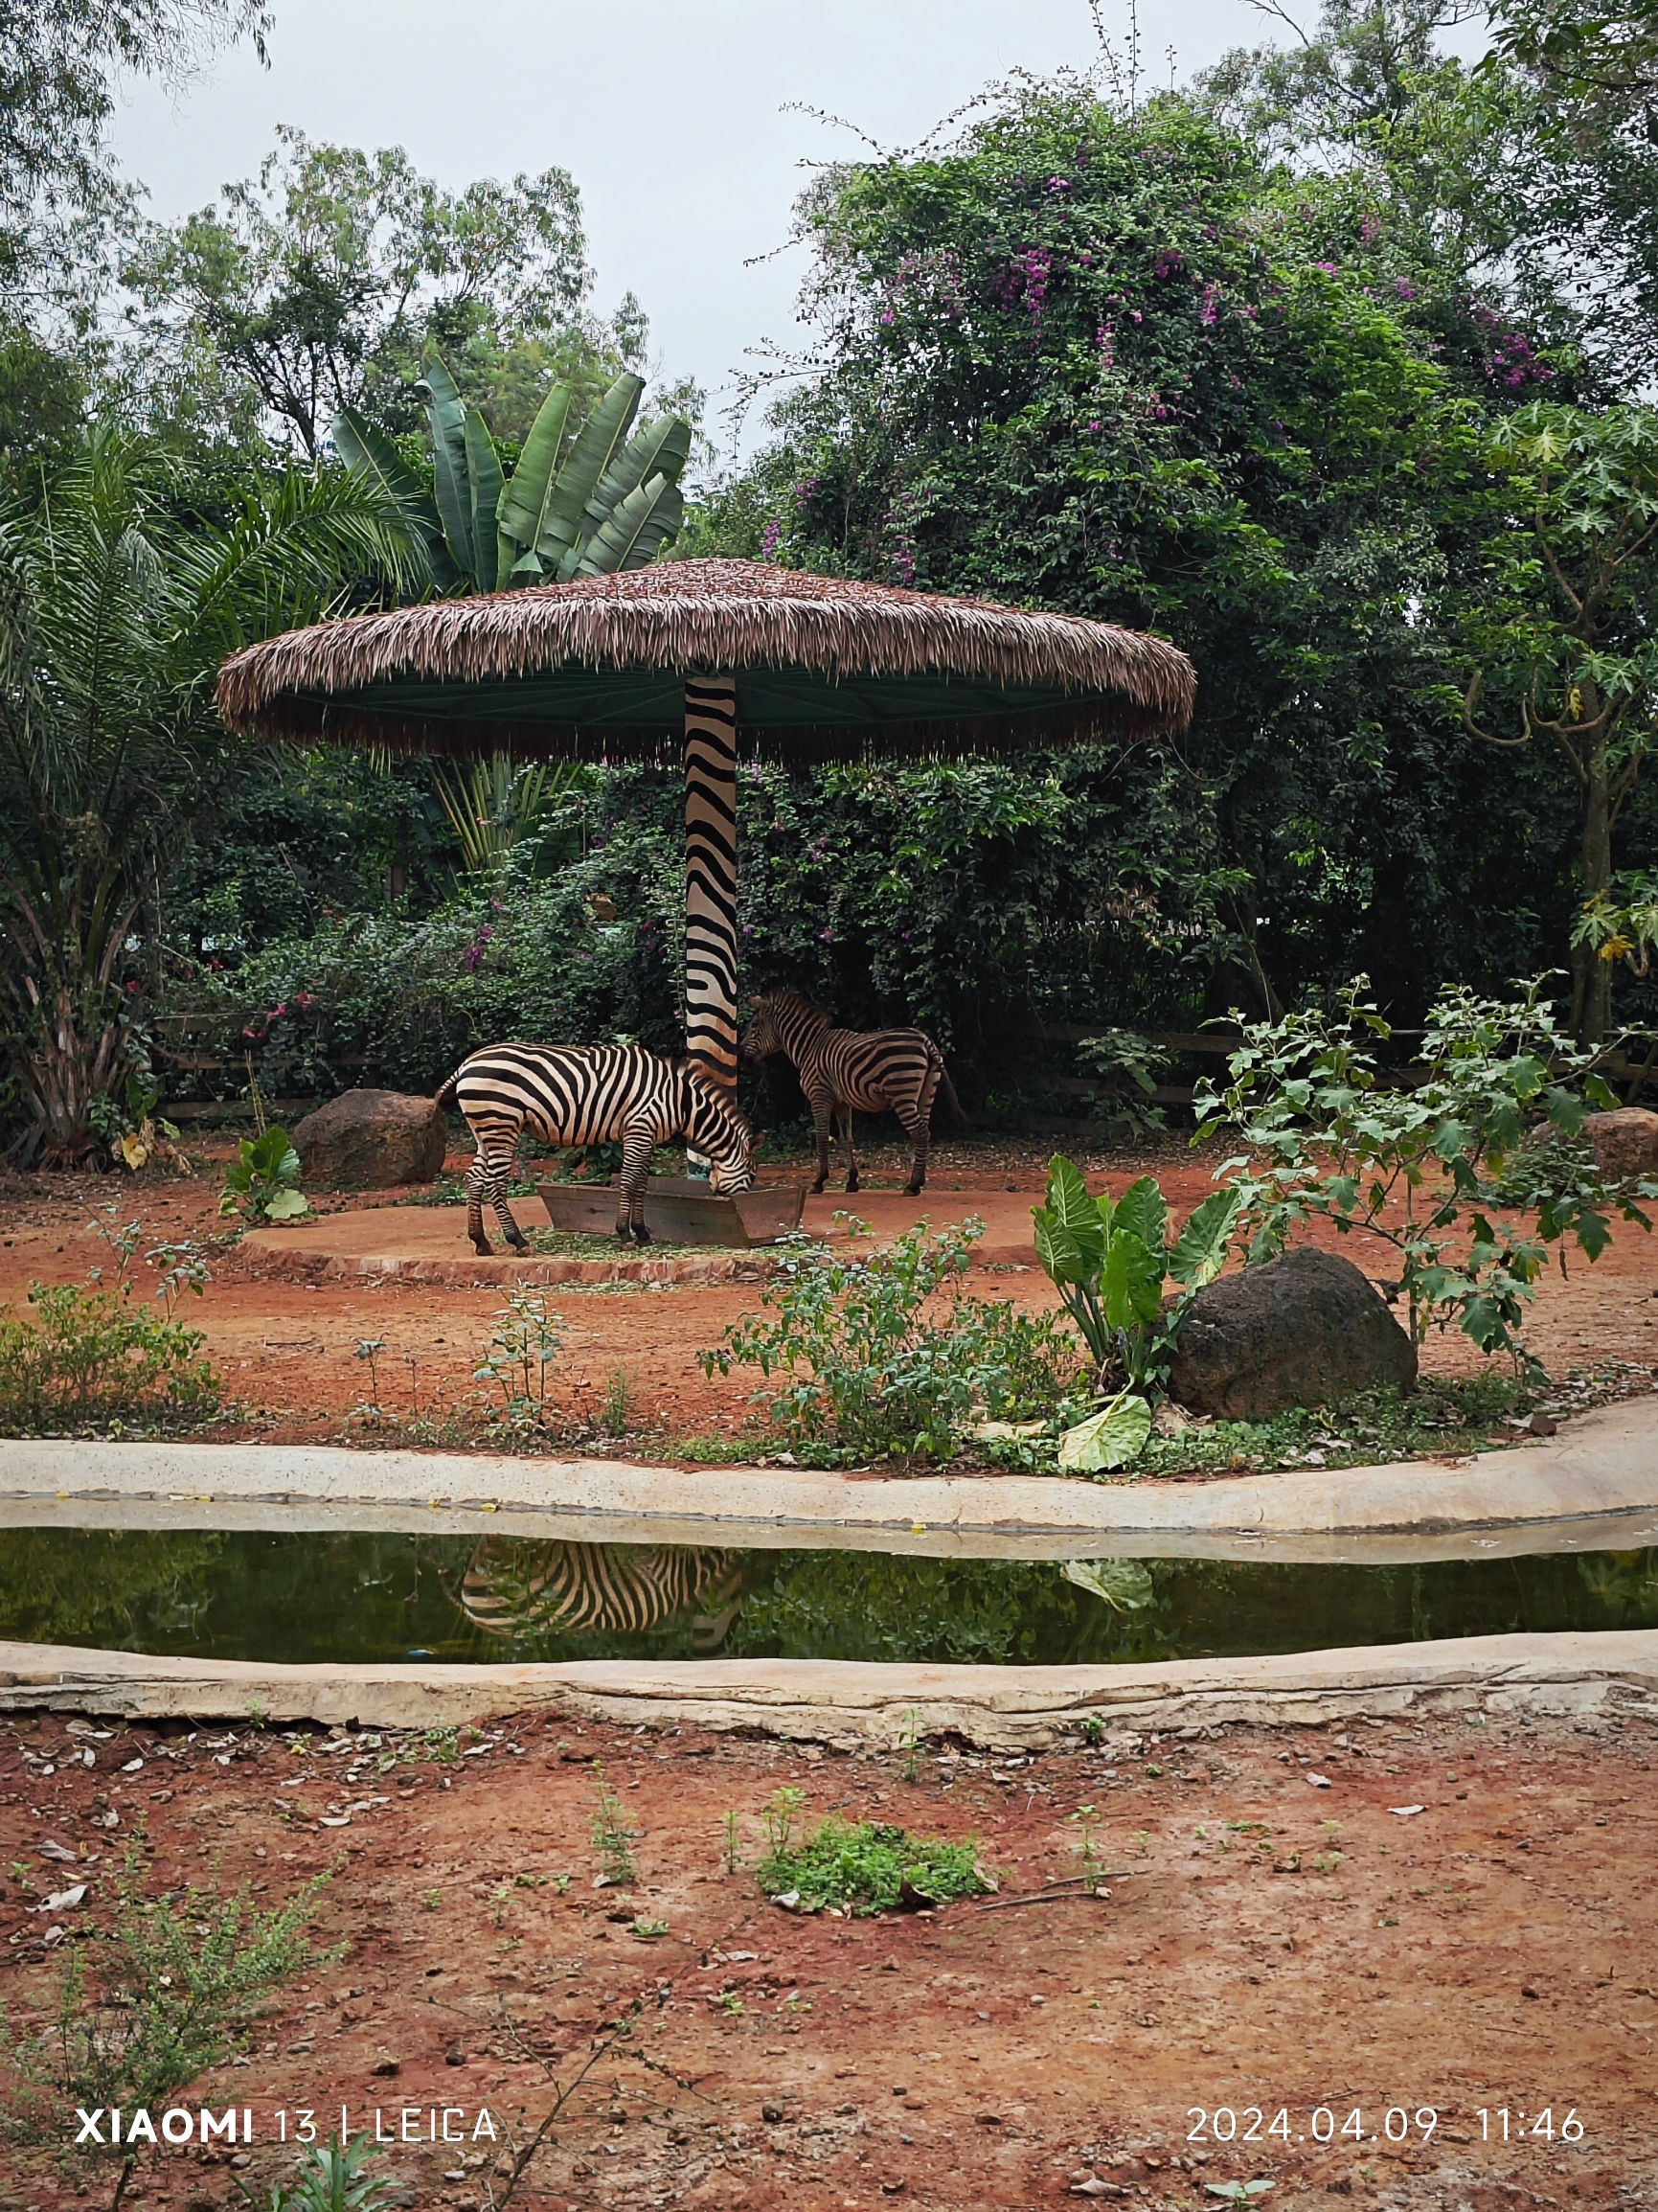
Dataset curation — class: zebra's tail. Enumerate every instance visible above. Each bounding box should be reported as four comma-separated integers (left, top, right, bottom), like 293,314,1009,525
936,1059,968,1125
434,1065,466,1114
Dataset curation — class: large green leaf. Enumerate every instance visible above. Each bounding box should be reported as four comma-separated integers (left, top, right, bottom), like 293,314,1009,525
1056,1392,1153,1472
586,414,693,528
1102,1229,1162,1330
421,353,476,582
1061,1556,1155,1607
495,380,574,556
1168,1186,1242,1288
575,472,685,575
330,407,459,591
536,374,644,573
1114,1175,1169,1267
1039,1153,1107,1279
463,413,505,588
1033,1210,1092,1290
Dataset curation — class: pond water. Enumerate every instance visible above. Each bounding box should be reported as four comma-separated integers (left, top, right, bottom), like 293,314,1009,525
3,1528,1655,1669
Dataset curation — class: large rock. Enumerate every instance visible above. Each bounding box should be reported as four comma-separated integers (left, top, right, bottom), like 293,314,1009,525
1167,1246,1417,1420
1579,1106,1658,1185
289,1089,447,1190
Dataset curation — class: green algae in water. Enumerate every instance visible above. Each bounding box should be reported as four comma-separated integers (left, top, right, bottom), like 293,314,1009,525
2,1530,1656,1668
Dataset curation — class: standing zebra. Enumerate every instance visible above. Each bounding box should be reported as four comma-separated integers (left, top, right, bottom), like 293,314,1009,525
739,989,965,1197
436,1042,754,1252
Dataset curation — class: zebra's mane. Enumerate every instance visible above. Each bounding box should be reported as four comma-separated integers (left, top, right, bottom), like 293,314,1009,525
763,987,831,1030
681,1058,755,1136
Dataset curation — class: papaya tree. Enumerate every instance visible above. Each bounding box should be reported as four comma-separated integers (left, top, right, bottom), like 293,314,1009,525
331,351,691,596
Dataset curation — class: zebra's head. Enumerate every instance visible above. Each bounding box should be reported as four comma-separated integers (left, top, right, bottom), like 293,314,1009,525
685,1068,756,1193
738,993,782,1060
739,989,823,1060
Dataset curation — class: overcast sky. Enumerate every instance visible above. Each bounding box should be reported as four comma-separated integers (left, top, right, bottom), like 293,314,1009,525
109,0,1273,453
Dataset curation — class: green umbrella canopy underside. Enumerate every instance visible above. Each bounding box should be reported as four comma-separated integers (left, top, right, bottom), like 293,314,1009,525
216,558,1197,764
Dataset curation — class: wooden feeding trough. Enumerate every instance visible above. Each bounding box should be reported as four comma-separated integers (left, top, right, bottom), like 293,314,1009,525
536,1175,808,1249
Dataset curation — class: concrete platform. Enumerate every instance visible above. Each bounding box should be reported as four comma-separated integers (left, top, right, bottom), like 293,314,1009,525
3,1630,1655,1745
235,1189,1043,1286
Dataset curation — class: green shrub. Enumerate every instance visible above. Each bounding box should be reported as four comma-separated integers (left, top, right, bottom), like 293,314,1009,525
0,1830,336,2195
1194,976,1654,1364
219,1127,309,1223
759,1813,994,1915
701,1218,1078,1463
0,1282,217,1431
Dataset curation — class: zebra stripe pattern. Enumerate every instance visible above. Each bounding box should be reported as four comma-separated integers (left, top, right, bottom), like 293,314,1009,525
739,988,965,1197
459,1539,743,1655
683,675,739,1103
436,1041,753,1251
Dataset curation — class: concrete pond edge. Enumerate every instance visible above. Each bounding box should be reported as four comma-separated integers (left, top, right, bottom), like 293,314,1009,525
3,1396,1656,1563
2,1630,1656,1748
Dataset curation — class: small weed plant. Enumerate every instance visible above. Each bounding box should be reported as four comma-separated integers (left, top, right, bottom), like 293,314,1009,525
702,1218,1077,1463
218,1127,309,1224
759,1813,994,1916
238,2133,399,2212
475,1288,565,1435
589,1764,638,1885
1195,976,1654,1367
0,1828,336,2206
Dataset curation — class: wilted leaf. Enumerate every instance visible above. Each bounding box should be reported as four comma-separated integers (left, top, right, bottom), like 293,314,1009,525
1056,1391,1152,1471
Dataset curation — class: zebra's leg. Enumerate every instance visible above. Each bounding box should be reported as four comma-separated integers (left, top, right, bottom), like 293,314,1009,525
465,1147,493,1255
468,1144,521,1256
809,1094,833,1196
615,1120,657,1242
905,1072,940,1196
843,1107,859,1194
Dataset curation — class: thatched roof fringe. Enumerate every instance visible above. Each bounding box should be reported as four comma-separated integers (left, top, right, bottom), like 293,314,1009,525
217,559,1196,741
239,690,1180,765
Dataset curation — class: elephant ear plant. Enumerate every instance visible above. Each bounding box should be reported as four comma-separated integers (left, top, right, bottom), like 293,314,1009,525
1032,1154,1239,1471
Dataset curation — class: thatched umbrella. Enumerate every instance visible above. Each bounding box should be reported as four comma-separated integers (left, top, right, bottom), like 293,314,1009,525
217,557,1195,1106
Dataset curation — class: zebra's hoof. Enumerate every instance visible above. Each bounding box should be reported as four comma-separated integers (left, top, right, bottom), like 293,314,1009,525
470,1241,493,1257
905,1182,924,1197
633,1225,653,1244
846,1179,859,1195
506,1237,530,1254
810,1180,828,1197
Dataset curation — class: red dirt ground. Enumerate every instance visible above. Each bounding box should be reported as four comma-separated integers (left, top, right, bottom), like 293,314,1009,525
1,1701,1653,2211
1,1135,1654,1450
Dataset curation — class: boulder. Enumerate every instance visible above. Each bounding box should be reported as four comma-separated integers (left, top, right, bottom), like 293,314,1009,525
1578,1106,1658,1185
289,1089,447,1191
1167,1246,1417,1420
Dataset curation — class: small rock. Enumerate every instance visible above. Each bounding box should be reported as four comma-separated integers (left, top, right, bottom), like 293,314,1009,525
372,2057,400,2077
444,2044,468,2066
761,2102,784,2123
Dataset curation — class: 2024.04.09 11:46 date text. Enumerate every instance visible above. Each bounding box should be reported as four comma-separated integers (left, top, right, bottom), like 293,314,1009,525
1185,2108,1585,2147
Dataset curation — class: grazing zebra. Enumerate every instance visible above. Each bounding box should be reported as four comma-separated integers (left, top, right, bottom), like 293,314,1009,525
738,988,965,1197
435,1042,754,1252
457,1539,743,1654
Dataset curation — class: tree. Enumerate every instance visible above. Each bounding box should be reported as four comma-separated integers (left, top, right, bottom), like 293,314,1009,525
1460,401,1658,1043
709,76,1561,1023
0,426,420,1163
333,351,691,594
1,0,268,323
122,127,629,455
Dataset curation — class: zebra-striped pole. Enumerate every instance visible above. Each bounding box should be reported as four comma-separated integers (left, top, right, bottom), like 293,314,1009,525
683,676,739,1165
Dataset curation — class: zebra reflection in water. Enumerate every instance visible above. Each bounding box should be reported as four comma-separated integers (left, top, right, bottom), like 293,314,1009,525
456,1540,744,1654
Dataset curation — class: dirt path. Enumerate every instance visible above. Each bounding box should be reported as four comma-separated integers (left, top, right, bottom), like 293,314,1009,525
2,1139,1654,1451
1,1700,1651,2210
